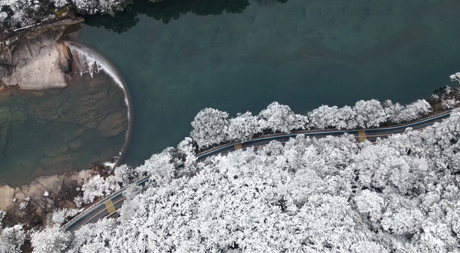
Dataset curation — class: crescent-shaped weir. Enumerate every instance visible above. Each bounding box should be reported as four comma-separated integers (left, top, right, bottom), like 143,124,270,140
64,41,134,168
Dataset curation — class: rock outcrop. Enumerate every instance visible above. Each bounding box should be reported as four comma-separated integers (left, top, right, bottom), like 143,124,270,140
0,19,81,90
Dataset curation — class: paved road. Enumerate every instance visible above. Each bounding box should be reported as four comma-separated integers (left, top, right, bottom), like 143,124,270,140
62,111,451,232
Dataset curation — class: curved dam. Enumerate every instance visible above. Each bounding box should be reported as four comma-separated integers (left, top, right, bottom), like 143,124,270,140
64,41,134,168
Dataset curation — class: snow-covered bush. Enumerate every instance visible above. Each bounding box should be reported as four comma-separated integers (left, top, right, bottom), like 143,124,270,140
51,0,68,8
191,108,230,149
177,137,197,168
442,98,457,109
18,202,27,210
451,72,460,83
31,226,72,253
51,208,81,226
258,101,307,133
0,225,25,253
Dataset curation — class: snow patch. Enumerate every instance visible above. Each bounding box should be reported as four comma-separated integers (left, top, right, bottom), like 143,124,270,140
104,161,116,169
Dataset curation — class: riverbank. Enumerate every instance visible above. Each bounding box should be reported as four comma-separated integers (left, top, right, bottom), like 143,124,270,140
0,18,132,229
0,162,119,230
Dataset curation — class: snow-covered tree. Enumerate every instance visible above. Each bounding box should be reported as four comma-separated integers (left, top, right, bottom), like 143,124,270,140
227,112,261,142
354,189,384,223
308,105,339,129
70,0,129,15
112,164,137,186
0,0,131,30
135,147,176,187
308,105,357,130
258,101,307,133
384,99,432,124
0,225,25,253
177,137,197,169
76,174,121,206
353,99,387,128
191,108,230,149
31,226,73,253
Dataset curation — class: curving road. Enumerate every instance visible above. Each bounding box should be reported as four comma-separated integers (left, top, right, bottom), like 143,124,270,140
62,111,451,232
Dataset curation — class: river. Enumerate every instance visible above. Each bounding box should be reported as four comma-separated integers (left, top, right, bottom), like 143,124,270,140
73,0,460,167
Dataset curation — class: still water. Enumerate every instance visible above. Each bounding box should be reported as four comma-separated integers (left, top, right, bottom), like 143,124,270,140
76,0,460,167
0,73,128,186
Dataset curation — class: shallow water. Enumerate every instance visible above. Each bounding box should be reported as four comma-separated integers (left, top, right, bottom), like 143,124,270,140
74,0,460,167
0,73,128,186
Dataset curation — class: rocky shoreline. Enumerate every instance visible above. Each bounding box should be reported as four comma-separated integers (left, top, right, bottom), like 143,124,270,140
0,18,130,230
0,163,117,230
0,18,84,90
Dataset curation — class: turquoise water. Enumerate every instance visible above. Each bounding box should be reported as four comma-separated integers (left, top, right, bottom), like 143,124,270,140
76,0,460,167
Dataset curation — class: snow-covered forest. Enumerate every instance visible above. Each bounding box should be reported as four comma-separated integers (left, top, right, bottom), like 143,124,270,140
2,77,460,251
0,0,134,28
28,109,460,252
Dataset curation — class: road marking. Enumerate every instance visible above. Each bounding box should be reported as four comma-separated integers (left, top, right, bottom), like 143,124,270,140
105,200,116,214
75,197,127,231
234,143,242,150
358,131,366,142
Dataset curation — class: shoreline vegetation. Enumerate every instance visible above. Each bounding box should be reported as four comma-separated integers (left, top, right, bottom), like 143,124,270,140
0,0,262,36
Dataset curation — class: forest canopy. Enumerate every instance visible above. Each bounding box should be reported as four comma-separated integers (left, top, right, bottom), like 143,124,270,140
21,85,460,252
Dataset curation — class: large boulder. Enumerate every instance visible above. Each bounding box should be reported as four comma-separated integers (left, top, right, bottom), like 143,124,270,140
0,27,70,90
